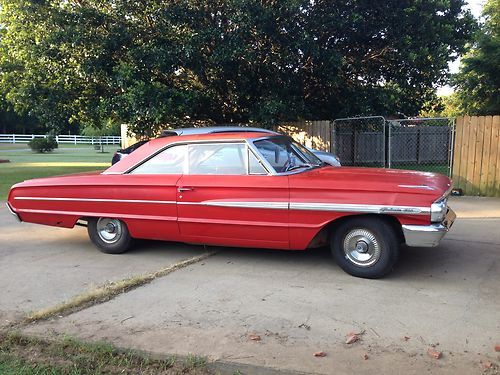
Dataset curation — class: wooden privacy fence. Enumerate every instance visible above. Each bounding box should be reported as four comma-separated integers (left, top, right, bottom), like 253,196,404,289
452,115,500,197
275,121,331,151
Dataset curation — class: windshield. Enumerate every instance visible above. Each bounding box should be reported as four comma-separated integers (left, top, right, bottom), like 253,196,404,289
253,136,324,173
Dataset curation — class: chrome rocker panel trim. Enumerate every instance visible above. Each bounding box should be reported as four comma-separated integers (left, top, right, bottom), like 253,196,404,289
402,208,456,247
5,202,21,222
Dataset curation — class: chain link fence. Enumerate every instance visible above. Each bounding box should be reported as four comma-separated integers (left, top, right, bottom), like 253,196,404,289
331,116,454,176
332,116,386,167
388,118,454,176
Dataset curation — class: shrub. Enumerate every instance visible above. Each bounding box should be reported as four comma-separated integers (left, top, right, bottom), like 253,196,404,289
28,136,58,153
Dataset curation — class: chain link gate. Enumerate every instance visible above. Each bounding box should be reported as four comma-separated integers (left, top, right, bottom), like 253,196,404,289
388,118,455,176
331,116,454,176
331,116,386,167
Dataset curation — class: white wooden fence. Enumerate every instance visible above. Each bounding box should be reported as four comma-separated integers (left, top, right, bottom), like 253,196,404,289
0,134,121,145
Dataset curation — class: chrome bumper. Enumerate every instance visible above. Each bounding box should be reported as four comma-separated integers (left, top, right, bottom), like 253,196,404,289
402,208,456,247
5,202,21,222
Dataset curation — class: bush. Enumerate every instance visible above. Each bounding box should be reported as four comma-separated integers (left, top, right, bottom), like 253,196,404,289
28,136,58,153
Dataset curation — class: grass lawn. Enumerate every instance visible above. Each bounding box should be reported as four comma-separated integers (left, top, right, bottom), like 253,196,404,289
0,143,116,200
0,331,210,375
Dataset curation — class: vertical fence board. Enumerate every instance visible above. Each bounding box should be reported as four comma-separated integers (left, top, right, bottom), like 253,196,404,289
458,116,470,191
472,116,485,195
492,116,500,197
479,116,493,194
452,117,464,189
486,117,497,196
464,116,476,194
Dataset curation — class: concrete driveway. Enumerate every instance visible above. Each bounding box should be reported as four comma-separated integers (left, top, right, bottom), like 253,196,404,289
1,197,499,374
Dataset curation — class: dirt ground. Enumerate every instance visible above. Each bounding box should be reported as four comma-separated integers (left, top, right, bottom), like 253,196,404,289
1,197,499,374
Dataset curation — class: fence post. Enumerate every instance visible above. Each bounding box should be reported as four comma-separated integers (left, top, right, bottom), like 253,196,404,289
387,123,392,168
12,134,15,144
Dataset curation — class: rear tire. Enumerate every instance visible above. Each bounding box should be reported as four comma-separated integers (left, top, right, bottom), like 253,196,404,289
330,217,399,279
87,217,132,254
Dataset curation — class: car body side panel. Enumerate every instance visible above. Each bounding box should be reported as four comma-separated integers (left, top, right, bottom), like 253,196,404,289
176,174,289,249
287,167,451,249
8,174,182,242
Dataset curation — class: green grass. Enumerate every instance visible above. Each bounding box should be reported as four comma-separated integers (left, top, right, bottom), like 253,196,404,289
0,143,116,200
0,331,211,375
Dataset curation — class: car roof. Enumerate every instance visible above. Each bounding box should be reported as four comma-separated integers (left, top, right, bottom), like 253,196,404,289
161,126,278,137
105,131,277,174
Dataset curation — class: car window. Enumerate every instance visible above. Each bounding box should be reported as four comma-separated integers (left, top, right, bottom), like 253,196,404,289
249,150,267,174
130,145,186,174
253,137,323,173
188,143,246,175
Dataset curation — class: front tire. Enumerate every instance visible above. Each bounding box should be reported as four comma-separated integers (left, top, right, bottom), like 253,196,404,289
87,217,132,254
330,217,399,279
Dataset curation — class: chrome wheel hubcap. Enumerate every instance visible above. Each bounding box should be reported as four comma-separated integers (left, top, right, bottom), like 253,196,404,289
343,229,381,267
97,218,123,244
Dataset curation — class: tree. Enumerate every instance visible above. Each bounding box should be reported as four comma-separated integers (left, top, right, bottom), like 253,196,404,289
453,0,500,115
0,0,475,135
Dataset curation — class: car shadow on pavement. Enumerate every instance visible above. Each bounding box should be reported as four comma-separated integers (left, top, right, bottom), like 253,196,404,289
110,236,493,282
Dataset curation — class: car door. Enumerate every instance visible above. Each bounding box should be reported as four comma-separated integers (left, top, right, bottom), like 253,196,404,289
176,142,290,249
120,143,187,241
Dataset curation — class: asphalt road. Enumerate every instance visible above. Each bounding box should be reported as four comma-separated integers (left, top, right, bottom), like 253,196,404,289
1,197,499,374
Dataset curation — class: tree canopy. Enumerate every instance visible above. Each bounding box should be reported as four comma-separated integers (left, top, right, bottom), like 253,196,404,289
453,0,500,115
0,0,475,135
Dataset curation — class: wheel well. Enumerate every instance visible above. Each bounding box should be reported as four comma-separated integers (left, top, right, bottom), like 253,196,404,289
308,214,405,248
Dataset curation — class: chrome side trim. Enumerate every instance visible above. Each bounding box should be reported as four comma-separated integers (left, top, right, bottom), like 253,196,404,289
5,202,21,222
177,201,288,209
14,197,176,205
290,202,429,215
398,184,435,190
13,197,429,216
196,201,288,210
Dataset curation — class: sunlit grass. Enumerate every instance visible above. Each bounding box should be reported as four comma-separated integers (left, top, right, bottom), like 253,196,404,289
0,143,115,199
15,162,110,167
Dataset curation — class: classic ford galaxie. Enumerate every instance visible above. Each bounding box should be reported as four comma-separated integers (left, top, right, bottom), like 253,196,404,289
6,129,456,278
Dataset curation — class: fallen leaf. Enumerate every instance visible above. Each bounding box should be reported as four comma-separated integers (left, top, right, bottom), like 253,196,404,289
427,348,442,359
495,345,500,352
363,354,369,360
314,351,327,357
346,334,359,344
482,360,493,369
249,334,261,341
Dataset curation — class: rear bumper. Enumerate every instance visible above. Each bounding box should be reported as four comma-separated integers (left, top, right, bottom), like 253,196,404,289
5,202,21,222
402,208,456,247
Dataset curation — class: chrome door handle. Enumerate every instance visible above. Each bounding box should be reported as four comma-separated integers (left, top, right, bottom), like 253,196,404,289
178,187,193,192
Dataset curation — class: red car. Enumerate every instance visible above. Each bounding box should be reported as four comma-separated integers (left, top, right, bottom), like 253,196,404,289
6,130,455,278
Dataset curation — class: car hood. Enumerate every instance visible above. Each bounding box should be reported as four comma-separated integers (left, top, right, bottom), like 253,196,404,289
289,166,451,202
